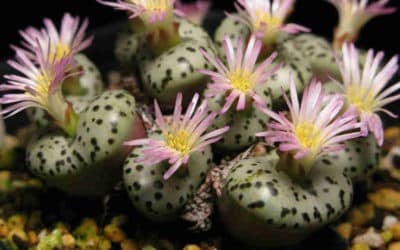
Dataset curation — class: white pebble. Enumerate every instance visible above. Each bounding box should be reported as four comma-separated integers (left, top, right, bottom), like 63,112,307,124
383,215,399,230
353,227,384,248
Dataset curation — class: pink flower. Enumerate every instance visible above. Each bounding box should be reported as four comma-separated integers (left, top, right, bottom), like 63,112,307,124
97,0,176,24
232,0,309,43
257,79,362,162
333,43,400,146
199,35,282,114
15,13,93,62
0,44,76,118
125,93,229,180
175,0,211,24
328,0,396,47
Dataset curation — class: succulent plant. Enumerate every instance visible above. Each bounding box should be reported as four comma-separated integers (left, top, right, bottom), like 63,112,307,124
199,35,280,152
213,1,312,106
123,93,228,221
175,0,211,25
265,39,313,106
27,54,104,128
217,80,363,246
330,134,380,182
291,34,340,81
327,0,396,49
318,43,400,182
115,29,142,70
218,150,353,247
331,44,400,147
1,26,146,196
214,14,251,58
207,95,270,152
0,0,399,248
137,18,217,107
62,54,104,97
124,144,212,221
100,0,217,107
15,15,104,128
27,90,145,196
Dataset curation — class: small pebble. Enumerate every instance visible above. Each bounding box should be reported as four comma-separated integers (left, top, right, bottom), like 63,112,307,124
0,219,8,237
27,231,38,245
384,127,400,152
104,224,126,242
336,222,352,240
7,214,26,229
389,242,400,250
8,228,27,241
383,215,399,230
183,245,202,250
142,245,157,250
348,203,375,226
390,223,400,240
351,243,370,250
369,189,400,210
62,234,75,248
353,228,384,248
381,230,393,243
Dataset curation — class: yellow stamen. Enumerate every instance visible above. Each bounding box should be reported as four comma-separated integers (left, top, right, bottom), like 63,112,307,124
254,11,282,31
346,85,375,113
295,122,322,153
229,69,255,93
50,43,70,62
165,129,191,155
129,0,170,12
31,72,53,105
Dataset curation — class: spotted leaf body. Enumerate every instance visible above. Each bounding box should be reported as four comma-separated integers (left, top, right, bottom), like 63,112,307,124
115,30,141,70
213,17,312,107
27,90,145,196
291,34,340,80
123,136,212,221
27,54,104,127
218,152,353,247
330,135,380,182
207,95,271,152
119,19,216,107
264,40,313,106
139,39,215,107
213,15,251,59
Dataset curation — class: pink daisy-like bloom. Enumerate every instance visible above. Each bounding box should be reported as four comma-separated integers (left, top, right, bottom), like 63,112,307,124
199,35,282,114
124,93,229,180
333,43,400,146
232,0,309,45
16,13,93,62
327,0,396,47
97,0,176,25
0,44,76,119
175,0,211,24
256,79,362,171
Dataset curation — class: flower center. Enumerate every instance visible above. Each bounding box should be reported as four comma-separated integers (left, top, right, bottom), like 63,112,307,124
166,129,191,155
254,11,282,31
51,43,70,62
346,85,375,113
229,69,255,93
295,122,322,152
31,72,52,104
130,0,170,12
